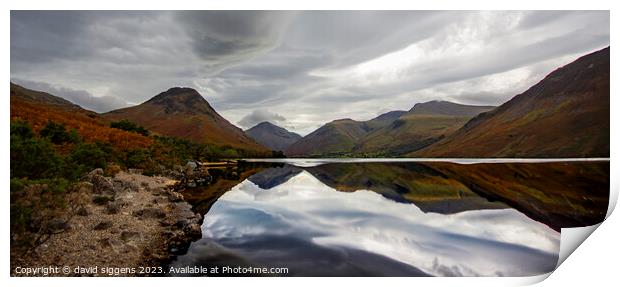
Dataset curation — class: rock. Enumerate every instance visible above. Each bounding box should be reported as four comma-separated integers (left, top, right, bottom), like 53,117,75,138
45,218,70,233
152,197,167,204
167,192,184,202
93,221,113,230
120,230,142,242
105,201,124,214
184,223,202,239
90,174,115,196
186,160,198,171
75,206,90,216
76,182,94,194
151,188,164,196
159,218,175,227
99,237,123,250
113,179,139,192
123,243,139,253
174,219,189,229
87,168,104,179
133,208,167,220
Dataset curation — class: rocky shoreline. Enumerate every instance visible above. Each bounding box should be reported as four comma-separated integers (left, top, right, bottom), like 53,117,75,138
11,168,203,276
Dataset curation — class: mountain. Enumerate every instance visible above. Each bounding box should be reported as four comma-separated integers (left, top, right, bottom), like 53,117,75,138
354,102,495,155
414,47,610,158
283,110,409,156
245,122,302,151
103,87,268,154
284,118,373,157
365,110,407,130
11,82,95,115
285,102,494,157
408,101,495,116
10,83,151,149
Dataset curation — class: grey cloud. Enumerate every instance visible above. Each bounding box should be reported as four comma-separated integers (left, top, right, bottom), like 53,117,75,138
237,110,287,129
284,11,468,68
11,78,128,112
10,11,610,135
10,11,90,63
176,11,295,71
517,11,574,30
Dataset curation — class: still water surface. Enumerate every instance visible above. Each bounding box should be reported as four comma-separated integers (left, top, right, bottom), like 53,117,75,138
169,160,609,276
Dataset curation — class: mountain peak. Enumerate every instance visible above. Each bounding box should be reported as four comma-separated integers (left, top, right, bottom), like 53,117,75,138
144,87,214,114
246,121,302,151
147,87,201,102
255,121,277,128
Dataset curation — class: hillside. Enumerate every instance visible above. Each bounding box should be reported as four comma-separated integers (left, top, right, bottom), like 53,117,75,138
414,47,610,158
245,122,302,151
103,87,269,155
354,102,495,155
284,119,372,157
408,101,495,116
286,102,494,157
10,83,151,151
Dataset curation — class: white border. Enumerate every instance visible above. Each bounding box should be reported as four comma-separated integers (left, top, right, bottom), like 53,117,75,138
2,1,617,287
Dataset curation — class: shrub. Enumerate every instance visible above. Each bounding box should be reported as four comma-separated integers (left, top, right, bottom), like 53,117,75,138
10,178,74,251
66,142,108,179
124,149,151,168
11,135,64,179
10,120,34,139
110,119,150,136
39,121,75,144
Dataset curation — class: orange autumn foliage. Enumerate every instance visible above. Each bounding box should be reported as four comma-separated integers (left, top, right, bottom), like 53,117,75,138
10,97,151,151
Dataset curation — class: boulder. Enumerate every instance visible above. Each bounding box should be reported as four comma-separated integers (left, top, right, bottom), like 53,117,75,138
185,160,198,171
90,174,115,196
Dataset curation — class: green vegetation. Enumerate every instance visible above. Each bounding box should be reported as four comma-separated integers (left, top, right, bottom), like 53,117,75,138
110,119,150,136
11,118,278,251
39,121,81,144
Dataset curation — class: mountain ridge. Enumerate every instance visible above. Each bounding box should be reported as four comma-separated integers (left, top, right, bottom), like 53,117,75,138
285,102,495,157
245,121,302,151
414,46,610,158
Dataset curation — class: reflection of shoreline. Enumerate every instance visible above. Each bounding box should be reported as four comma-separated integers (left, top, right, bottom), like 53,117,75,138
242,161,608,232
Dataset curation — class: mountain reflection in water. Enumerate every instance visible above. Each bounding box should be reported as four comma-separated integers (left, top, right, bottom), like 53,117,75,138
171,161,609,277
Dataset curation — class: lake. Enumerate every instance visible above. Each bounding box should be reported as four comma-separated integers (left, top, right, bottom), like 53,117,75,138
168,159,609,277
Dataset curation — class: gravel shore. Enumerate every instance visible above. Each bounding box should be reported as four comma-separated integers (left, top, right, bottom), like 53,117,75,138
11,169,203,276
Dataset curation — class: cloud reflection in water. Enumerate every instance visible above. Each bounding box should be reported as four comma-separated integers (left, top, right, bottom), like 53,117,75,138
182,170,559,276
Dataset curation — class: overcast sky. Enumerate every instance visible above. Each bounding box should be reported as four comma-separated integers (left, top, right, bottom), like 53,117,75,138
11,11,609,135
